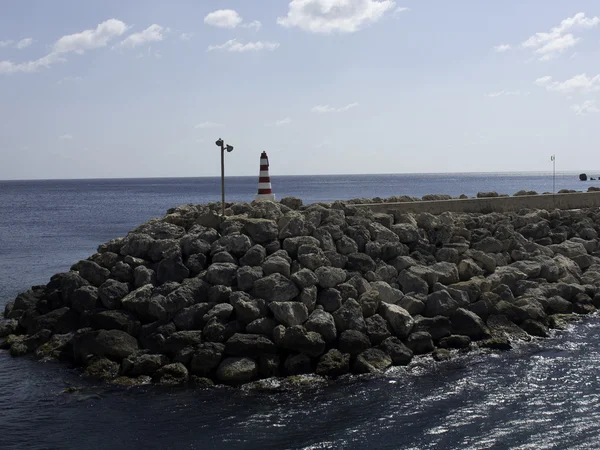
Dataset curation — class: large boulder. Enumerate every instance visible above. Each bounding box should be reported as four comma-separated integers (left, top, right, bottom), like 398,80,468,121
206,263,238,287
242,219,279,245
274,325,325,357
379,303,414,339
316,349,351,377
73,329,139,362
424,290,459,317
379,337,413,365
269,302,309,326
314,266,347,289
253,274,300,303
332,299,366,333
304,309,337,343
451,308,490,340
225,333,277,357
98,279,130,309
353,348,392,374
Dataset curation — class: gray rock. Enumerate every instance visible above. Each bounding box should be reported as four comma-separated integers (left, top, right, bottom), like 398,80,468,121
397,270,429,295
379,303,414,339
358,290,381,317
164,331,203,354
246,317,277,336
347,253,377,273
111,262,134,283
315,266,347,289
190,342,225,375
153,363,189,384
242,219,279,245
225,333,277,357
406,331,434,355
253,273,300,303
379,337,413,365
212,234,252,258
339,330,371,357
398,296,425,316
370,281,403,305
149,239,180,262
180,235,211,258
332,299,366,333
206,263,238,287
282,236,321,259
157,253,189,284
316,349,350,377
280,197,303,210
87,310,141,336
365,314,391,345
353,348,392,374
451,308,490,339
212,251,237,264
71,286,98,313
317,288,342,312
472,237,503,254
133,266,156,289
239,245,267,267
73,329,139,362
76,260,110,287
274,325,326,357
305,309,337,343
269,301,309,327
203,303,234,323
413,316,452,341
122,353,169,376
337,235,359,255
368,222,399,243
391,223,419,244
0,319,18,338
298,286,318,312
290,269,319,289
262,256,291,278
237,266,264,292
424,290,459,317
547,296,573,314
98,279,129,309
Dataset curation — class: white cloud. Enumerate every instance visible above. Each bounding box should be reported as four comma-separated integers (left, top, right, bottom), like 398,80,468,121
311,102,359,113
194,121,224,129
59,134,73,140
207,39,280,52
275,117,292,126
180,32,194,41
204,10,243,29
493,44,511,53
535,74,600,94
1,19,127,75
241,20,263,31
0,52,66,74
394,7,410,16
53,19,128,54
15,38,34,49
116,24,164,49
277,0,396,34
0,38,34,49
571,100,599,115
522,12,600,61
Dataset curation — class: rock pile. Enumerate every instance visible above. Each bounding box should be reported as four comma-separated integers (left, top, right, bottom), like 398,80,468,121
2,198,600,387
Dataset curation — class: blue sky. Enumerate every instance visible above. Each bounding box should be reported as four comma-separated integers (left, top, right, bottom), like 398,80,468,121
1,0,600,180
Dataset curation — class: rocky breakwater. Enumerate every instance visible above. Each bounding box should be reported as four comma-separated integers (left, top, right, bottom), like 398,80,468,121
2,198,600,387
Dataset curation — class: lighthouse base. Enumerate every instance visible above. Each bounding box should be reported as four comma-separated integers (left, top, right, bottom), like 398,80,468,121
255,193,276,202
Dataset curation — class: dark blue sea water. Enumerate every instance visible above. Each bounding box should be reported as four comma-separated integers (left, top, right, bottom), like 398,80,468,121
1,173,599,450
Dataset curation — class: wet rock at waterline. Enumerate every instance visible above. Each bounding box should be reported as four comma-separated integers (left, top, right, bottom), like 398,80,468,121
2,199,600,387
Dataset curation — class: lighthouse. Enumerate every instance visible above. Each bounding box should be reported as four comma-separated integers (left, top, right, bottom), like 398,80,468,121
255,151,275,202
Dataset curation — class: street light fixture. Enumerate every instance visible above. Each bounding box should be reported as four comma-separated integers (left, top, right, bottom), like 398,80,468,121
216,138,234,217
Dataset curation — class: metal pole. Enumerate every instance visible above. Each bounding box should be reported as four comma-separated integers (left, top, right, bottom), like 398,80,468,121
220,143,225,217
553,155,556,194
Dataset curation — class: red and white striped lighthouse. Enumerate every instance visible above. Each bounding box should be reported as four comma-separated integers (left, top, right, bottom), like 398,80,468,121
255,151,275,201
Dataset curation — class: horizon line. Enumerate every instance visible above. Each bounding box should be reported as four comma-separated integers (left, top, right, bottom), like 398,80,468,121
1,169,598,183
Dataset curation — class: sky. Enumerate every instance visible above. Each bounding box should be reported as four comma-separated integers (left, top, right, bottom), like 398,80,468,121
1,0,600,180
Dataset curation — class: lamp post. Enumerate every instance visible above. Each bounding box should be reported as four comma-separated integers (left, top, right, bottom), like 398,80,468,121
216,138,234,217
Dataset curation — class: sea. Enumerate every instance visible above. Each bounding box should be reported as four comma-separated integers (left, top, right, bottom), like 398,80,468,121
0,172,599,450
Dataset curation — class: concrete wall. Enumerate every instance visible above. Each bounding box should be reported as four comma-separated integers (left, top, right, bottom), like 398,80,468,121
354,192,600,215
